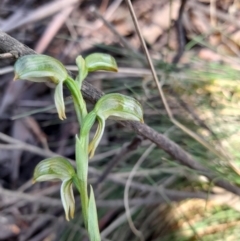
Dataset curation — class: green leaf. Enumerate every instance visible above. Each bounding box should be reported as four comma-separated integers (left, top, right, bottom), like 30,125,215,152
85,53,118,72
33,157,75,182
76,55,88,87
88,186,101,241
14,54,68,84
64,76,87,124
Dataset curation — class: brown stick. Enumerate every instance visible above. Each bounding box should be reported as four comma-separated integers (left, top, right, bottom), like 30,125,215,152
0,31,35,56
0,51,18,59
1,30,240,196
172,0,187,64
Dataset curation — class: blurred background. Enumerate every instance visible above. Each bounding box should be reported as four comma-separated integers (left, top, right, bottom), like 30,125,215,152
1,0,240,240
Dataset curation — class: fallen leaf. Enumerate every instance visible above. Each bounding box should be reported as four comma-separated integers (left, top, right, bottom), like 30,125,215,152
142,24,163,44
198,49,222,61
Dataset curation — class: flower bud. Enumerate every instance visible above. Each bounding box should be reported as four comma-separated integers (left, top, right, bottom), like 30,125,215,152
75,53,118,87
75,56,88,87
85,53,118,72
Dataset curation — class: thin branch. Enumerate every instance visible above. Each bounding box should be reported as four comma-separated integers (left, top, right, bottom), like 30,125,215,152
90,6,143,60
124,0,233,169
172,0,187,64
0,51,18,59
0,31,34,56
187,0,240,28
101,207,138,238
91,6,134,52
124,144,155,241
1,0,80,33
0,186,62,206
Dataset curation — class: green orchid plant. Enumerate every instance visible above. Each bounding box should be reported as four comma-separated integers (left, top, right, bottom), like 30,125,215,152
14,53,143,240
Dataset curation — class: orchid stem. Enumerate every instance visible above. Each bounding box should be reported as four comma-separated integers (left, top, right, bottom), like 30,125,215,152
64,76,100,239
64,76,87,126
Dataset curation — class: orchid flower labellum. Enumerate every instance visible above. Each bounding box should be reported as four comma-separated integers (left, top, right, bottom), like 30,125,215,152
33,157,76,221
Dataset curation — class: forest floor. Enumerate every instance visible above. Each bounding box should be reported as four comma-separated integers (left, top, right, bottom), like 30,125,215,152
1,0,240,240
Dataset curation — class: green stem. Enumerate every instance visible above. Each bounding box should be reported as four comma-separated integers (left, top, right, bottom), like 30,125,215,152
64,76,87,125
80,181,89,229
73,175,88,228
64,76,101,240
76,113,96,228
64,76,89,226
75,133,89,229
